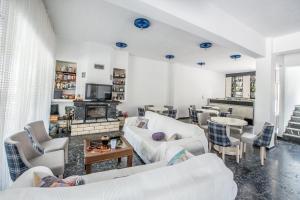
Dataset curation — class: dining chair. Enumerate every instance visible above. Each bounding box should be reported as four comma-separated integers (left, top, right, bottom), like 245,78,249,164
197,112,210,136
167,109,177,119
240,122,274,165
190,109,199,124
138,107,145,117
144,105,154,111
207,120,240,163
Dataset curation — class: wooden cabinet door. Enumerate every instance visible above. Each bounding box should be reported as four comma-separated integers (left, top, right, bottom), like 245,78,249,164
225,77,232,97
243,75,251,98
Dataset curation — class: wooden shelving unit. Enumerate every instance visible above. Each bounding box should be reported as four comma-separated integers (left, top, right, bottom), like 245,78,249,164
250,75,256,99
231,76,243,98
112,68,125,101
53,60,77,100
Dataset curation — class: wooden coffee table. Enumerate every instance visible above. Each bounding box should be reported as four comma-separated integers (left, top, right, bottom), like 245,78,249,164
83,136,133,174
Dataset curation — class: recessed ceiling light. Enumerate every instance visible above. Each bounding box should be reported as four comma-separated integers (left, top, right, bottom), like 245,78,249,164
197,62,205,66
165,54,175,60
115,42,128,48
134,18,151,29
230,54,242,60
199,42,212,49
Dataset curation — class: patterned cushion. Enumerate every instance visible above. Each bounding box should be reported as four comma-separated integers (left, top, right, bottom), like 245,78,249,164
35,174,85,187
208,121,231,147
152,132,165,141
167,146,194,166
5,143,29,181
135,117,149,129
24,126,44,154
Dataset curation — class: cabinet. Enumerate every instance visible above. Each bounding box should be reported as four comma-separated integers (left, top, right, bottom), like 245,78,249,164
225,72,255,99
225,77,232,97
242,75,251,98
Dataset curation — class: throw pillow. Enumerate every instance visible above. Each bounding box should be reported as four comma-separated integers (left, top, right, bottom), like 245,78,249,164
135,117,149,129
166,146,194,166
152,132,165,141
34,173,85,187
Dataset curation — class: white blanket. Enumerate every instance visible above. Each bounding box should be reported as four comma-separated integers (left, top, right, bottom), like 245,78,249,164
0,154,237,200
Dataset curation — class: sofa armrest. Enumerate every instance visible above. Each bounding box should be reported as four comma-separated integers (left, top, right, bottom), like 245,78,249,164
9,166,53,189
124,117,138,127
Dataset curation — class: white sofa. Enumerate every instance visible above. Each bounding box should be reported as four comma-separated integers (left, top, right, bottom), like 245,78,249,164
123,111,208,163
1,154,237,200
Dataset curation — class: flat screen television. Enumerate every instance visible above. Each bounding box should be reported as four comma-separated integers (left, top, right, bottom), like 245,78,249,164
85,84,112,101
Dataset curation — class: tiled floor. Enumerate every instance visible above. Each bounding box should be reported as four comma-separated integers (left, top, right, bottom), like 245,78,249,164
64,121,300,200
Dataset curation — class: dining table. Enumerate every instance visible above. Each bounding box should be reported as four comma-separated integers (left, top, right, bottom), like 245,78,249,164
196,108,219,116
210,116,248,155
148,106,168,113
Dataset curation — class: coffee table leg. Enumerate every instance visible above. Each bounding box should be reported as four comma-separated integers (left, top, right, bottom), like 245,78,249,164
118,157,121,163
127,155,133,167
85,164,91,174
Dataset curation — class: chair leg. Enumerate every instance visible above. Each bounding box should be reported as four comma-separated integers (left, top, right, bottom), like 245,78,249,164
208,142,212,152
222,147,225,161
264,147,267,159
243,143,247,153
240,142,243,159
236,145,240,163
260,147,265,165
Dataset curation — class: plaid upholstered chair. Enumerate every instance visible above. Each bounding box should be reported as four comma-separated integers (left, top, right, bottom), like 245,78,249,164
138,107,145,117
24,120,69,163
190,109,199,124
5,131,65,181
208,120,240,163
241,122,274,165
167,109,177,119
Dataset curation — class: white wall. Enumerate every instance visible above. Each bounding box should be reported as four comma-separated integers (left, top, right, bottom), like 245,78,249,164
55,38,114,98
283,66,300,129
120,56,169,116
284,53,300,67
55,38,226,117
173,63,225,118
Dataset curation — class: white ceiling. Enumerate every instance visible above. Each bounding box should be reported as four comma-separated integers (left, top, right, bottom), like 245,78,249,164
43,0,255,73
209,0,300,37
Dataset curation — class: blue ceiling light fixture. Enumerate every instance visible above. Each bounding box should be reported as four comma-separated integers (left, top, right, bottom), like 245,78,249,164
134,18,151,29
199,42,213,49
115,42,128,48
197,62,205,67
165,54,175,60
230,54,242,60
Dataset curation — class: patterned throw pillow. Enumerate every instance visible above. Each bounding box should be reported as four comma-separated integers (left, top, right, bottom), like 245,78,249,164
152,132,165,141
166,146,194,166
135,117,149,129
34,173,85,187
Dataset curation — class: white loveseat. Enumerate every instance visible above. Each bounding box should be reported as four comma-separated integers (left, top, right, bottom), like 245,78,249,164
1,154,237,200
123,111,208,163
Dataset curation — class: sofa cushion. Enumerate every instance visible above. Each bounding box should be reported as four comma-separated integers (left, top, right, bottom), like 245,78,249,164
145,111,204,138
41,137,69,153
29,150,64,176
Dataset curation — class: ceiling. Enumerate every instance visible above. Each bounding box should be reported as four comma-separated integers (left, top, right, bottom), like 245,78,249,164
43,0,256,73
209,0,300,37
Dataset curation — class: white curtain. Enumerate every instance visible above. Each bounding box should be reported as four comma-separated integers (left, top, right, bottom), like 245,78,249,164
0,0,55,190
